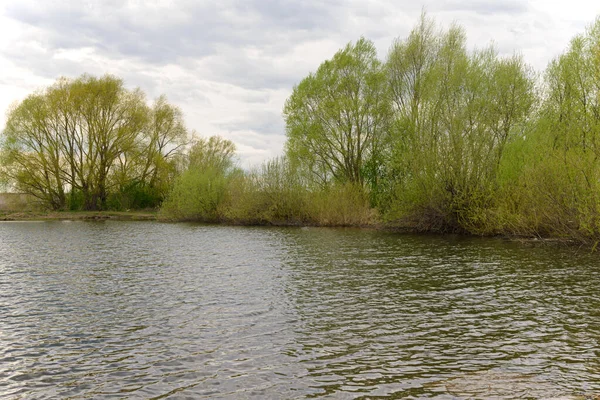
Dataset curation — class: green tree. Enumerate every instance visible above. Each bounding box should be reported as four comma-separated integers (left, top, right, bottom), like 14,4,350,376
187,135,236,172
512,17,600,239
2,85,70,209
283,37,392,188
72,75,148,210
111,95,187,209
385,16,535,232
161,136,236,220
1,74,186,211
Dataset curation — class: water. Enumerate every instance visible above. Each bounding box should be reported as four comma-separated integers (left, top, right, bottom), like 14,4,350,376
1,221,599,399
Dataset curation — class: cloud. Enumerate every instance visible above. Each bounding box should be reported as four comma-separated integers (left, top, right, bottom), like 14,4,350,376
4,0,340,68
217,110,284,136
5,1,218,62
436,0,529,15
2,0,351,97
2,0,600,167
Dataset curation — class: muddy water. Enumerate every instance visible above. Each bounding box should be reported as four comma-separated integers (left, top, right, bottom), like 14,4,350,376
1,222,599,398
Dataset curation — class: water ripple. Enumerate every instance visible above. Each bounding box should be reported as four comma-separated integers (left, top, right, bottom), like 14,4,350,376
1,222,599,398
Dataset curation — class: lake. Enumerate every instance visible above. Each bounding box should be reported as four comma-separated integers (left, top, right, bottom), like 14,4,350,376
1,221,599,399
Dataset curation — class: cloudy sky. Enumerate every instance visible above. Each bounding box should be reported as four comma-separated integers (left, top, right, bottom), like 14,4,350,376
1,0,600,167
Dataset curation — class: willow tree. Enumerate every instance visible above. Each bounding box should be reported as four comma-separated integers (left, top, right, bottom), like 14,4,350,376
111,95,187,208
1,93,68,209
283,37,392,188
187,135,236,172
519,17,600,238
385,15,535,231
541,18,600,153
1,74,187,210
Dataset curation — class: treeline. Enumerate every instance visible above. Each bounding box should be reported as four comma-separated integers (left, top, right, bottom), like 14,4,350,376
3,15,600,244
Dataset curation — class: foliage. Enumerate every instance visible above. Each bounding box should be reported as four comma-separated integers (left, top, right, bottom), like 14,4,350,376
160,166,229,221
0,75,186,210
7,16,600,247
284,37,392,188
497,17,600,242
383,15,536,233
304,182,375,226
187,135,236,172
217,155,376,227
111,95,187,209
160,136,236,221
223,157,312,225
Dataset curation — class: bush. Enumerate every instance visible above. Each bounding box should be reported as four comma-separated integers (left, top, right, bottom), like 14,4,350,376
107,183,163,211
161,167,228,221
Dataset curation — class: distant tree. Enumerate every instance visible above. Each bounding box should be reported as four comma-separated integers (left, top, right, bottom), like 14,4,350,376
517,16,600,238
187,135,236,172
283,37,392,188
0,75,187,210
542,18,600,153
111,95,187,209
2,82,75,210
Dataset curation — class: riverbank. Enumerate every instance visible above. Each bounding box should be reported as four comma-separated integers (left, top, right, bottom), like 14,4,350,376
0,209,582,250
0,210,158,221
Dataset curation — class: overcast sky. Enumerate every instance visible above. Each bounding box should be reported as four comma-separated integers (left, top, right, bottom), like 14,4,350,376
1,1,600,167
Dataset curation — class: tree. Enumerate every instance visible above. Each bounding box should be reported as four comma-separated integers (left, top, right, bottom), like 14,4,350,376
283,37,392,188
542,18,600,153
0,74,187,210
385,15,535,231
71,75,148,210
187,135,236,172
111,95,187,209
2,86,71,209
515,16,600,238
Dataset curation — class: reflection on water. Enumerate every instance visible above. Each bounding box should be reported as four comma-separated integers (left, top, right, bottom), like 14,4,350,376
1,222,599,399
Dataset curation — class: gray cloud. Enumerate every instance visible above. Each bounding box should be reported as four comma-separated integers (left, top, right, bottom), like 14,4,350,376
217,110,285,136
5,0,339,65
6,2,223,61
3,0,348,94
2,0,599,167
435,0,529,15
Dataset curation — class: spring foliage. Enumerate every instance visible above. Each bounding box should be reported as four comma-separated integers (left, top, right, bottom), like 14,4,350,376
0,75,185,210
160,136,236,221
5,16,600,244
284,38,392,188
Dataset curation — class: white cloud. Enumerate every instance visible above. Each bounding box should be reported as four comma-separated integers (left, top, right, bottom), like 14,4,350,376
1,0,600,167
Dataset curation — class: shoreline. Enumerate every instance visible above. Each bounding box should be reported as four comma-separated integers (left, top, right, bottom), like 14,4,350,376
0,210,583,250
0,210,158,222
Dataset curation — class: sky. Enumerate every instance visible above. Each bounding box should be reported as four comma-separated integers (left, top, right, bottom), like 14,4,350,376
1,0,600,167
